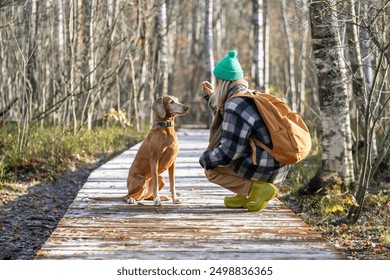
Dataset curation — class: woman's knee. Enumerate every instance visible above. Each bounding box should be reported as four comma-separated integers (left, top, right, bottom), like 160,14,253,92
204,169,220,183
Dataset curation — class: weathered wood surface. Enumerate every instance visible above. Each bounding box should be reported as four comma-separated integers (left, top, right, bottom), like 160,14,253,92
36,129,344,260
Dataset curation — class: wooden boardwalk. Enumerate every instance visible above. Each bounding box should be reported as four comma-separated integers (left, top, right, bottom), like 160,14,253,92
36,129,344,260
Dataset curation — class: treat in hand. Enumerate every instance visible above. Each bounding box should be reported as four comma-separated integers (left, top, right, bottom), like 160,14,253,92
202,81,214,95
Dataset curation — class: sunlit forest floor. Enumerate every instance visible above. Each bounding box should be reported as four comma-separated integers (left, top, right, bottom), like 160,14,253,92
0,125,389,259
280,154,390,260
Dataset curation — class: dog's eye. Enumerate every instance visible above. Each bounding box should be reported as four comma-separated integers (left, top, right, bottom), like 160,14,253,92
169,100,174,104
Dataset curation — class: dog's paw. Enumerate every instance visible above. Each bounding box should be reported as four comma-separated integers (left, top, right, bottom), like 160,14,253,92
125,197,137,204
172,197,183,204
159,195,170,201
172,193,183,204
153,199,162,206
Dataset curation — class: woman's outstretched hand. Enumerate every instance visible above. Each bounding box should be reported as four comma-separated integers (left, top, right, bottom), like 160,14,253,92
201,81,214,96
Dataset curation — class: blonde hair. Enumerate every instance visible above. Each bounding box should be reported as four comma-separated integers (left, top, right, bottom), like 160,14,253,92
209,79,231,110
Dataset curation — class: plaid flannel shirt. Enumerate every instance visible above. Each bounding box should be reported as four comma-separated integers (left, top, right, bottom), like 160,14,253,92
200,86,290,184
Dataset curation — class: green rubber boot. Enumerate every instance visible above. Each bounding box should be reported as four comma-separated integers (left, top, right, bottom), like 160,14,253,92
224,194,249,208
246,181,279,212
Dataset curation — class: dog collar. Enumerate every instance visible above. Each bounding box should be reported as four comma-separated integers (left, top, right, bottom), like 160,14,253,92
153,120,174,127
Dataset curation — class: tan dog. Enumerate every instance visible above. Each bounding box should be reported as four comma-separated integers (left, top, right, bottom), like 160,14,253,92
123,95,189,206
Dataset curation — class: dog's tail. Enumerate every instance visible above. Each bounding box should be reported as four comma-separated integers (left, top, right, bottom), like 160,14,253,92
91,195,138,204
90,196,125,201
89,184,129,202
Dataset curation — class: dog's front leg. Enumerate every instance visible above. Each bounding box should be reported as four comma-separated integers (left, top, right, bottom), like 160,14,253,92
168,162,182,204
150,160,161,206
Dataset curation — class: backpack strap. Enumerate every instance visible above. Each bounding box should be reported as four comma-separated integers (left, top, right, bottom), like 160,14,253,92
222,90,250,115
250,136,273,158
226,91,274,164
226,90,254,101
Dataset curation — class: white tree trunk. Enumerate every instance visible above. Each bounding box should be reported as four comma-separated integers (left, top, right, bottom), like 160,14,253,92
215,0,222,57
54,0,65,125
298,1,309,115
309,0,355,185
281,0,297,112
263,0,270,93
205,0,214,83
252,0,264,91
88,0,96,131
69,0,78,134
156,0,169,96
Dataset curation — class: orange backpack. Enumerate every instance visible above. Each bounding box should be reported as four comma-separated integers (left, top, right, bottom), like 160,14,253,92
228,90,311,164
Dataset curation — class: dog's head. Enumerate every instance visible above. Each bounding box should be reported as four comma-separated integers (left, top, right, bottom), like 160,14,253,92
152,95,189,119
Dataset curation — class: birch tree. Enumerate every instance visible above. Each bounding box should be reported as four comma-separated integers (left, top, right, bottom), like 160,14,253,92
252,0,264,91
263,0,270,93
251,0,270,92
155,0,169,97
204,0,214,83
309,0,355,186
297,0,310,116
280,0,297,112
69,0,78,134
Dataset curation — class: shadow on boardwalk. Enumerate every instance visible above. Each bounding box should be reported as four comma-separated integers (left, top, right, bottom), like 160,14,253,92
36,129,345,260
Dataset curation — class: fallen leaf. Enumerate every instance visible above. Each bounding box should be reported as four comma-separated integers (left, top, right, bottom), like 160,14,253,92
36,250,44,256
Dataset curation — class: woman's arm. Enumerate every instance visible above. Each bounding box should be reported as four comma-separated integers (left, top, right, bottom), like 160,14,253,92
200,100,251,169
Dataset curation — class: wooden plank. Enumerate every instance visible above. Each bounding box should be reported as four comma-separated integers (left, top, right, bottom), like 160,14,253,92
36,129,344,260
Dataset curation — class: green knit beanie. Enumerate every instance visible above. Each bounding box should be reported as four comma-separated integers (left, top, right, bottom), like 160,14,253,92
213,50,244,81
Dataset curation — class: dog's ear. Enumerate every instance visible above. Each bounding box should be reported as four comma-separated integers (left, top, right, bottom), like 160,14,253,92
152,96,166,118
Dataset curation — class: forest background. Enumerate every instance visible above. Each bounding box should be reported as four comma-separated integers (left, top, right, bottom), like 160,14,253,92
0,0,389,259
